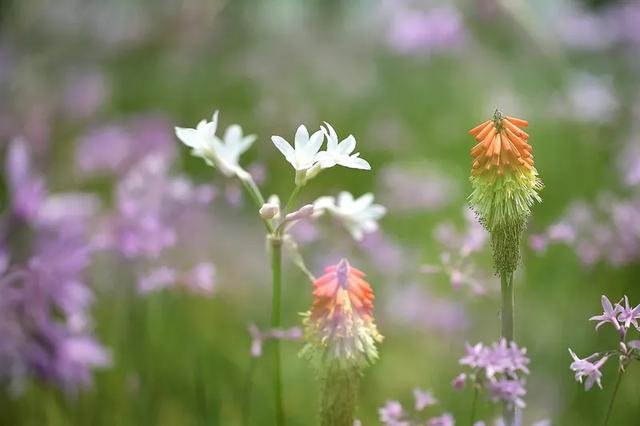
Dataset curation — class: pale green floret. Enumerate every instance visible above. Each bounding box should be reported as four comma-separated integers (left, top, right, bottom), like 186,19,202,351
468,167,542,231
299,311,382,372
469,167,543,274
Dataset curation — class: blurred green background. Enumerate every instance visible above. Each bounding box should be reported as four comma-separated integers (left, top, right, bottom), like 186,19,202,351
1,0,640,424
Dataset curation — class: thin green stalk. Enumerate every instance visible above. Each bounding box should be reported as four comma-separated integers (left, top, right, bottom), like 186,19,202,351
500,271,515,425
283,185,302,217
500,272,514,341
242,355,257,426
469,387,479,426
270,237,285,426
603,369,624,426
238,172,274,234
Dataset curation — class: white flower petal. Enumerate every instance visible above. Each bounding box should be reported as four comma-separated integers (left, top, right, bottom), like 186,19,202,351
271,136,297,167
340,155,371,170
322,122,339,151
337,135,356,155
294,125,310,151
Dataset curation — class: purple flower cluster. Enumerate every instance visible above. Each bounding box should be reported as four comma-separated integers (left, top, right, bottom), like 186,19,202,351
75,114,175,177
385,284,468,334
94,152,217,295
377,165,458,213
421,208,490,295
382,1,465,57
569,295,640,391
530,195,640,266
378,388,451,426
455,340,530,409
0,140,110,394
554,1,640,52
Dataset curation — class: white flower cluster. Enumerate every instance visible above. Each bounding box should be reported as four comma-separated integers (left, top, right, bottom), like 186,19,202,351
175,111,385,240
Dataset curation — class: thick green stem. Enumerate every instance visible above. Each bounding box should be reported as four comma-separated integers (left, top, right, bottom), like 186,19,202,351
319,364,360,426
469,387,479,426
500,271,515,425
270,237,285,426
603,369,624,426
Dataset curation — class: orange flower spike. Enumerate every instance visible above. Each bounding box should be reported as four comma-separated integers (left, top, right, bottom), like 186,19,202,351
468,120,491,137
300,258,382,371
475,122,495,142
505,116,529,127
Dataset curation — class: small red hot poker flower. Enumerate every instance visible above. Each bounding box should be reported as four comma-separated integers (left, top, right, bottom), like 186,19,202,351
301,258,382,368
467,110,542,274
300,258,382,426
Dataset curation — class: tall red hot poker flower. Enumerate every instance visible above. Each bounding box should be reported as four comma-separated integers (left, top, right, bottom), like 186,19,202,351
467,111,542,274
300,258,382,426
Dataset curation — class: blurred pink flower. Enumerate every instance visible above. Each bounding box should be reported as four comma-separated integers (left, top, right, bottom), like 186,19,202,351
76,114,175,177
247,324,302,358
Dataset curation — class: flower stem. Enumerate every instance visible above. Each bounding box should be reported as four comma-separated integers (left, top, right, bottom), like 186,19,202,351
603,368,624,426
500,271,515,425
241,355,257,426
270,237,285,426
469,386,479,426
238,172,274,234
283,185,302,217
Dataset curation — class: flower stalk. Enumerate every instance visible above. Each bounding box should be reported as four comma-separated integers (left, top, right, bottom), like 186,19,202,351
300,259,382,426
467,111,541,426
270,236,285,426
603,368,624,426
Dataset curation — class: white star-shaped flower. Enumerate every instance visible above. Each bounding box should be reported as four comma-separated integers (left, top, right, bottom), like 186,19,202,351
314,191,386,240
271,125,324,173
316,122,371,170
175,111,256,177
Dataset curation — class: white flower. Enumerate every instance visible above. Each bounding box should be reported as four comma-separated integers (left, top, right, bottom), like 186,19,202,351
316,122,371,170
271,125,324,184
175,111,256,177
314,191,386,240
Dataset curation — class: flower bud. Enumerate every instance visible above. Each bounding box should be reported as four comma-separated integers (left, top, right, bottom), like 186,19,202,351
284,204,314,223
259,202,280,219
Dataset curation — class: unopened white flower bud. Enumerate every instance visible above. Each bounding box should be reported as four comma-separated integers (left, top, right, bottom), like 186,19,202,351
260,203,280,220
285,204,314,223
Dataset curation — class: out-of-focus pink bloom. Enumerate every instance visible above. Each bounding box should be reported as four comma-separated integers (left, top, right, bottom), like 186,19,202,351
551,72,618,124
379,400,407,425
414,388,437,411
451,373,466,390
5,139,46,223
378,165,457,213
385,284,468,333
247,324,302,358
138,263,215,296
360,231,406,276
427,413,454,426
385,3,465,56
75,115,175,177
62,68,109,120
97,154,213,259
